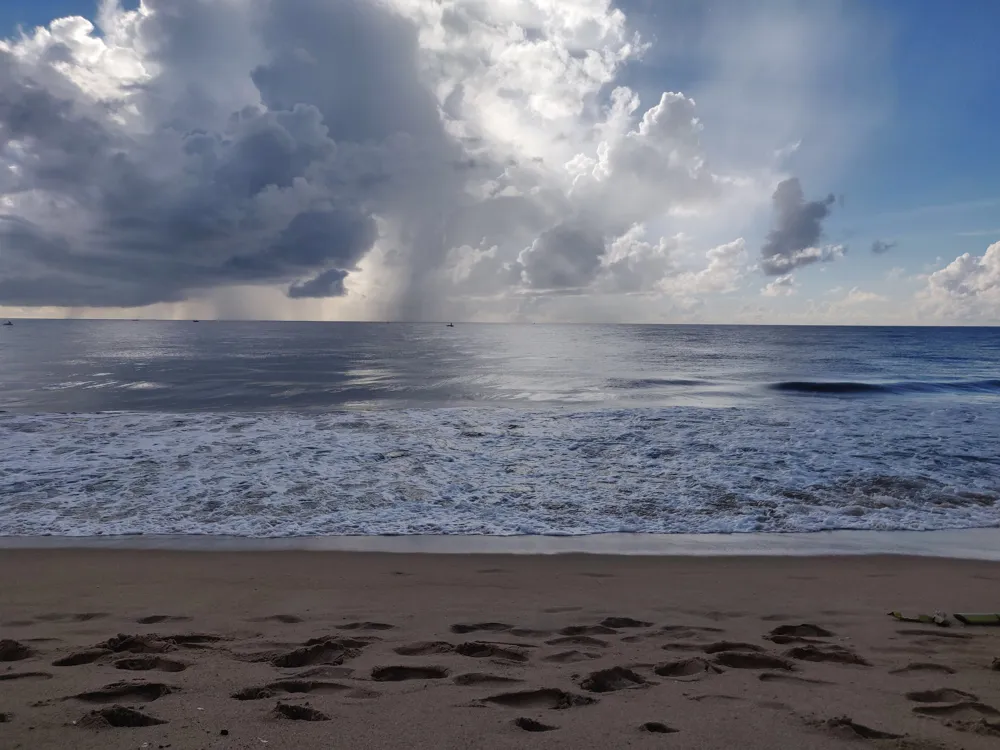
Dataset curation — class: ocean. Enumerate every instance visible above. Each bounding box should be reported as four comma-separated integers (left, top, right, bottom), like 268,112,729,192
1,320,999,538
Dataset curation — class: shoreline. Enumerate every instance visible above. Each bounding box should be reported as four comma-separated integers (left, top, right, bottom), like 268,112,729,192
2,527,999,559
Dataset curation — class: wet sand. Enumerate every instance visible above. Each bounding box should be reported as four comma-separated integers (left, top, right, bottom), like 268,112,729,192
1,550,999,749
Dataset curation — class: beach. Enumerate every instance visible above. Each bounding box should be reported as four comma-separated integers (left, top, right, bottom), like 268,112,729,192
2,550,999,749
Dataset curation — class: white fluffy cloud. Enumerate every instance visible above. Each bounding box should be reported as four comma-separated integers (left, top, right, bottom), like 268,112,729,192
761,274,795,297
0,0,868,321
921,242,1000,321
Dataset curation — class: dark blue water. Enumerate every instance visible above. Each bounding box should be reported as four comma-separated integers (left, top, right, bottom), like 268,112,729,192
1,321,999,538
1,320,999,412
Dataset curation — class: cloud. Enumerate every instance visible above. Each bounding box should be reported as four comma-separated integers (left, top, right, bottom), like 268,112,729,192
761,274,795,297
287,268,349,299
759,177,839,275
1,0,452,309
920,241,1000,321
870,239,896,254
886,266,906,281
0,0,874,320
835,287,887,306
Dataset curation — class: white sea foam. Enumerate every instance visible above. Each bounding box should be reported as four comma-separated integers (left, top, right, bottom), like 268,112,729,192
1,403,999,537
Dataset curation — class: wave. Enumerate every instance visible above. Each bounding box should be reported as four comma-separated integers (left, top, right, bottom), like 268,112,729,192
769,379,1000,396
1,404,999,538
610,378,711,389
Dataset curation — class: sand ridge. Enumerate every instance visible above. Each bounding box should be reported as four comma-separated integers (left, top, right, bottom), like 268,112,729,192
1,550,999,749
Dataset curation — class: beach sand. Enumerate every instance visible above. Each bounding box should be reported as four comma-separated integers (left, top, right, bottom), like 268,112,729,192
1,550,999,749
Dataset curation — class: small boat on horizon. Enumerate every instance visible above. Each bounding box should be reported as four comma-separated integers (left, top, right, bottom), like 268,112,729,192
446,323,454,328
2,320,12,326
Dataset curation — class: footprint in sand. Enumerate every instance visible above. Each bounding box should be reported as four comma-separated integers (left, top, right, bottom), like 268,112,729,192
658,624,726,637
771,624,834,638
250,614,304,624
758,672,832,685
96,633,222,656
558,625,618,636
509,628,555,638
542,650,601,664
53,649,111,667
338,621,395,631
658,641,708,651
654,657,723,679
79,705,167,728
912,702,1000,719
702,641,764,654
514,717,558,732
786,644,871,666
232,687,276,701
545,635,608,648
394,641,454,656
266,679,370,696
0,671,53,682
889,662,956,675
274,702,330,721
578,667,650,693
906,688,978,703
136,615,192,624
271,638,364,668
599,617,652,628
483,688,596,710
98,635,173,654
455,642,529,662
821,716,902,740
70,681,178,704
713,651,795,671
233,679,376,700
766,624,834,644
641,722,678,734
371,665,449,681
0,639,34,661
453,673,523,686
114,656,187,673
292,666,354,679
450,622,512,634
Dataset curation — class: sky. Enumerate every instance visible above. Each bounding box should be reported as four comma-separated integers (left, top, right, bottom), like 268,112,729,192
0,0,998,324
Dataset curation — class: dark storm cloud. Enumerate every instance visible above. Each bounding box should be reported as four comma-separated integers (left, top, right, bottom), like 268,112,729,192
516,223,607,289
0,0,469,310
288,268,349,298
759,178,837,275
870,239,896,254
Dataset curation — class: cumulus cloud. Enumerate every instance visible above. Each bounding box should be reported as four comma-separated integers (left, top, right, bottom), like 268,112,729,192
1,0,443,308
1,0,868,320
834,287,887,306
759,177,840,275
761,274,795,297
871,239,896,254
920,241,1000,321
